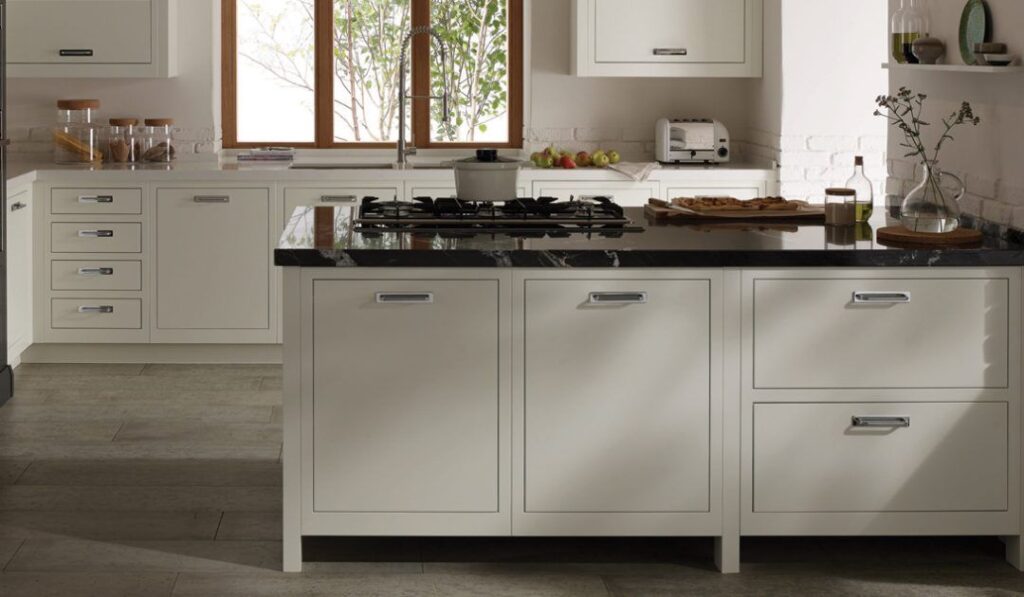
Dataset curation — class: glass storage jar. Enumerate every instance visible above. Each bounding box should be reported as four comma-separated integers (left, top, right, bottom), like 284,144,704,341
825,188,857,226
106,118,141,164
53,99,103,164
140,118,176,163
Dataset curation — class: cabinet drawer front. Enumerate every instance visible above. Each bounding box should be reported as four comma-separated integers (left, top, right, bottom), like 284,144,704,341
283,187,398,231
51,188,143,215
312,279,501,513
594,0,747,64
753,402,1008,513
51,299,142,330
51,260,142,291
524,279,711,513
753,278,1009,389
51,223,142,253
8,1,152,65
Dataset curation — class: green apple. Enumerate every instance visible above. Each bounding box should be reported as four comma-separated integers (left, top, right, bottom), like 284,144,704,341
543,146,560,161
607,150,621,164
592,149,607,163
592,153,611,168
538,155,555,169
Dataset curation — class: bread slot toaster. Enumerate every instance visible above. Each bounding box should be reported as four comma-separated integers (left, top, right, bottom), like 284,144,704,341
655,118,731,164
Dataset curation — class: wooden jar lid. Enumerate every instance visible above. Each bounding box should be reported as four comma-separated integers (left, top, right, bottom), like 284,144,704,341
109,118,139,127
144,118,175,127
57,99,100,110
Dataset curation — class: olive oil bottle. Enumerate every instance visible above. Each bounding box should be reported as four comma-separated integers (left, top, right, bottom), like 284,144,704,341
845,156,875,223
891,32,923,64
890,0,929,64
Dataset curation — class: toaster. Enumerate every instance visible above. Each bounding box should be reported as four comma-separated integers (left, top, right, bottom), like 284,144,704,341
655,118,731,164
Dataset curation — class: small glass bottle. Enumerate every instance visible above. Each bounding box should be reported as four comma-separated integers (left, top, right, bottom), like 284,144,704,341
140,118,176,163
845,156,875,223
891,0,929,64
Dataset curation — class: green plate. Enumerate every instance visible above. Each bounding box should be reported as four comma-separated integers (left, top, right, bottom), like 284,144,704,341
960,0,993,65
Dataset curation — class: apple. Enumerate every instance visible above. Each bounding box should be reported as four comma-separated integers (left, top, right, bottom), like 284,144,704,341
575,151,592,167
607,150,621,164
592,153,611,168
530,152,544,167
543,146,560,161
559,155,577,169
537,155,554,169
592,149,607,163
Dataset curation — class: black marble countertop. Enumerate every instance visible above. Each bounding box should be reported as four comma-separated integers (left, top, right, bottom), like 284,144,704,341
275,206,1024,268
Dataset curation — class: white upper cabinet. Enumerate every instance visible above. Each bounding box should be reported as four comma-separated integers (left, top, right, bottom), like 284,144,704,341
7,0,178,78
572,0,763,78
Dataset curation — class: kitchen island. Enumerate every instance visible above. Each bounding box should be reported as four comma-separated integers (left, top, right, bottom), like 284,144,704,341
276,205,1024,574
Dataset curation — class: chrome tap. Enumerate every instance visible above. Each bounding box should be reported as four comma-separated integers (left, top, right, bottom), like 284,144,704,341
397,26,451,166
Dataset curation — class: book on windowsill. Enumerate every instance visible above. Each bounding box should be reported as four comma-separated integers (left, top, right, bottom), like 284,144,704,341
236,147,296,162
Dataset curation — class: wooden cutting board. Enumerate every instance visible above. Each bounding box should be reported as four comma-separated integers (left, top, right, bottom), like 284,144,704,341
645,198,825,222
877,226,984,247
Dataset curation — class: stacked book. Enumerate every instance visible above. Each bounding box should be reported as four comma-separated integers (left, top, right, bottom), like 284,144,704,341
236,147,296,163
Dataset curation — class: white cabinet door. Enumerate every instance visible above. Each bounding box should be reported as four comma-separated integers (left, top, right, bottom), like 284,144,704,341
521,278,712,518
311,279,501,515
532,181,659,207
594,0,746,64
6,190,32,362
154,188,273,342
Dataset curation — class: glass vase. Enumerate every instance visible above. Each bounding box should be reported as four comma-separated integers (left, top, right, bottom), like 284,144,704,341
900,161,964,233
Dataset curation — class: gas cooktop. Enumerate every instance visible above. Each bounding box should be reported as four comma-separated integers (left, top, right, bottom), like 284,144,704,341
355,196,642,237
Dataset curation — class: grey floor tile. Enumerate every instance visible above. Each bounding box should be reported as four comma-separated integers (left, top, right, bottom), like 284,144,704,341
6,538,282,573
423,562,713,577
15,376,263,393
173,573,435,597
0,486,281,512
36,388,282,407
270,406,283,424
114,421,282,444
15,363,146,377
18,460,281,487
0,403,274,424
0,420,123,442
141,364,282,379
0,442,282,461
216,512,281,541
0,461,31,486
0,511,222,541
429,572,610,597
0,572,177,597
259,376,283,391
0,538,24,568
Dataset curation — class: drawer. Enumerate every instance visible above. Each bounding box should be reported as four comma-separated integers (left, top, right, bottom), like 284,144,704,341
51,260,142,291
51,299,142,330
51,188,143,215
51,223,142,254
753,402,1008,513
752,277,1009,389
283,186,399,224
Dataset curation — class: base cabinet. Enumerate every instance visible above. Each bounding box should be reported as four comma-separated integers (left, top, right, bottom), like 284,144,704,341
6,188,33,364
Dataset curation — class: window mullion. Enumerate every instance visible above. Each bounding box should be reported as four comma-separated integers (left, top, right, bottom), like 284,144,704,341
315,0,335,148
411,0,431,150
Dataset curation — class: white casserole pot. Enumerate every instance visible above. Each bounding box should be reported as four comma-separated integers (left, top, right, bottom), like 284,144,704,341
445,150,527,202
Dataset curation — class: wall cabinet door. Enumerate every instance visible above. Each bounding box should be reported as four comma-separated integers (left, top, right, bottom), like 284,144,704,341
155,188,273,342
6,190,33,362
311,278,502,516
519,276,713,532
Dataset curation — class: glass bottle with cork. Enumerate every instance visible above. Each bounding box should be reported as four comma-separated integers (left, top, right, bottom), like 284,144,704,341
891,0,930,64
845,156,875,223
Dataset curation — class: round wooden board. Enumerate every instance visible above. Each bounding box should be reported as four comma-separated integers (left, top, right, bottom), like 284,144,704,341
877,226,984,247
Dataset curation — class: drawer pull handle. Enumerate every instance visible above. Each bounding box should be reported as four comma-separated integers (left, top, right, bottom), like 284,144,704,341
78,230,114,238
321,195,357,203
10,201,26,212
853,291,912,304
78,305,114,314
60,49,95,57
376,292,434,304
852,416,911,428
78,195,114,204
654,48,688,56
78,267,114,276
589,292,648,305
194,195,231,203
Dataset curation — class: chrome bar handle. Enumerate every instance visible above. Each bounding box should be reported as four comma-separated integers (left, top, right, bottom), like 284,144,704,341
194,195,231,203
320,195,357,203
78,305,114,314
653,48,688,56
589,292,648,305
853,291,912,304
78,230,114,238
78,195,114,204
10,201,26,212
78,267,114,276
852,416,911,428
376,292,434,304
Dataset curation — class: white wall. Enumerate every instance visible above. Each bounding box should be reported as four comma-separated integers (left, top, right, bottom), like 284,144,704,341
886,0,1024,229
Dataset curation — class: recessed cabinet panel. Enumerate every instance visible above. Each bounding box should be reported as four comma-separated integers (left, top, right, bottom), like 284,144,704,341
51,260,143,291
51,298,142,330
8,1,152,65
594,0,746,64
51,223,142,254
754,402,1009,513
311,279,501,513
51,188,143,215
753,278,1010,389
7,191,33,355
155,188,270,332
523,279,711,513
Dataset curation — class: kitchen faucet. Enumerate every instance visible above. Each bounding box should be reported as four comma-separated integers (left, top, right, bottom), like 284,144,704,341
397,26,451,167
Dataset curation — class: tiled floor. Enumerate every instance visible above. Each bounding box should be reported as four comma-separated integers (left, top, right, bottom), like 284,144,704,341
1,363,1023,596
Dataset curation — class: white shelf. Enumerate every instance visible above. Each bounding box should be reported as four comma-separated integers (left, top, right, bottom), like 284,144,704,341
883,62,1024,74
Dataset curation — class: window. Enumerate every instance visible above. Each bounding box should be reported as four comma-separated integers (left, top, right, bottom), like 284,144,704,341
222,0,523,148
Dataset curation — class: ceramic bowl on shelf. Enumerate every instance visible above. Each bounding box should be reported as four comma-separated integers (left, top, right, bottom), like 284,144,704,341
912,37,946,65
982,53,1018,66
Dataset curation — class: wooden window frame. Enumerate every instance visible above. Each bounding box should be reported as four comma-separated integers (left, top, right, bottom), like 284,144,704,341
222,0,523,149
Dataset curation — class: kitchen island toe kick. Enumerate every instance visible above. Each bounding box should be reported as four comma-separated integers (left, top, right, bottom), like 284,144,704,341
278,208,1024,574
